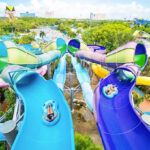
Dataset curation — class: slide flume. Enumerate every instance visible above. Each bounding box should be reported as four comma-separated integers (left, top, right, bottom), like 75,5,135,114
94,64,150,150
71,55,93,111
11,72,75,150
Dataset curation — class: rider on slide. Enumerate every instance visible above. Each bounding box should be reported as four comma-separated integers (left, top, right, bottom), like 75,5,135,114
44,104,57,122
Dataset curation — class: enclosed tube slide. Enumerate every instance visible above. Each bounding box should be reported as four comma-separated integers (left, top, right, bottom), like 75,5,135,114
0,38,67,72
75,41,148,70
92,63,150,86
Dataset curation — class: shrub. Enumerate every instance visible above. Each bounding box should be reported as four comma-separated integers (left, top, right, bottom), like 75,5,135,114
75,132,104,150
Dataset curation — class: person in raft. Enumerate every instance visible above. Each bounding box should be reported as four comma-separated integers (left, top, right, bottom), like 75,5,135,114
105,84,117,95
44,104,57,122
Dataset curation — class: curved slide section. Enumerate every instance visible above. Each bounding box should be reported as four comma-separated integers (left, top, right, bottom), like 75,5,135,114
92,63,150,86
71,55,93,111
75,41,148,70
12,72,75,150
0,41,61,72
94,64,150,150
53,55,66,91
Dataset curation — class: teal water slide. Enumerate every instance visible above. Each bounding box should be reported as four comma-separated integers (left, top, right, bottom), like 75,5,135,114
71,55,93,111
11,72,75,150
53,55,66,91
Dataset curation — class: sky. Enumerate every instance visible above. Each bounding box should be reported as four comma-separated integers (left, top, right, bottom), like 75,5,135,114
0,0,150,19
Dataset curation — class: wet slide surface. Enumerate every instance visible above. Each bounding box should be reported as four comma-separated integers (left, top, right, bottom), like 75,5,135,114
71,56,93,111
12,72,75,150
53,55,66,91
94,69,150,150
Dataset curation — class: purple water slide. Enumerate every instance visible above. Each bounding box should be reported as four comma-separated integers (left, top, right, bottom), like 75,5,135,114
75,41,148,69
93,64,150,150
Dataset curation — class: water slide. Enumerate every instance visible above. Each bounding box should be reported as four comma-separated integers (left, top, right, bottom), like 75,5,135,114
71,55,93,111
11,72,75,150
92,63,150,86
53,55,66,91
0,40,62,72
75,41,148,70
0,65,48,88
93,64,150,150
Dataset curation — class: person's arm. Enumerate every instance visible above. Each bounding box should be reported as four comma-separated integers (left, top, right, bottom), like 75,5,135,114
44,113,50,121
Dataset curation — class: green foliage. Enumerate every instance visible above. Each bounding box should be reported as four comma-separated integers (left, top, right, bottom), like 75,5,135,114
13,38,20,44
58,23,77,38
75,132,103,150
0,141,7,150
40,31,46,39
0,88,16,120
145,94,150,101
82,23,135,52
133,25,150,34
19,35,35,44
133,92,144,106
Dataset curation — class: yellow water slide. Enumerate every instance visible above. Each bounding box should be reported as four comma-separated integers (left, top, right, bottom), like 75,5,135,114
92,63,150,86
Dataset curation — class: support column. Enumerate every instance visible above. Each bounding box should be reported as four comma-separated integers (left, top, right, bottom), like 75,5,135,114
88,63,92,77
0,120,18,147
47,63,51,79
70,89,74,111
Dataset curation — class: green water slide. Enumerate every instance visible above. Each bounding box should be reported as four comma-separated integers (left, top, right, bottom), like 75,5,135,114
0,40,63,72
43,38,67,54
106,48,135,63
0,57,8,72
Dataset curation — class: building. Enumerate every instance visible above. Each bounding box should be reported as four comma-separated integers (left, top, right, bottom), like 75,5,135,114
90,13,106,20
45,11,54,18
20,12,36,17
134,18,150,26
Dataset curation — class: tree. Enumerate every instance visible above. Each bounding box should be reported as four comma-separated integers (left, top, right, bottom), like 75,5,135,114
82,23,135,52
40,31,46,39
19,35,35,44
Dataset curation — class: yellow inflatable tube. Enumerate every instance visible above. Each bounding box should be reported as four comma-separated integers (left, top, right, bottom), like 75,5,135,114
92,63,150,86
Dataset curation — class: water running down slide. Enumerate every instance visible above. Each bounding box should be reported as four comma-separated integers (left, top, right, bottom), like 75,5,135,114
71,55,93,111
11,72,75,150
94,64,150,150
53,55,66,91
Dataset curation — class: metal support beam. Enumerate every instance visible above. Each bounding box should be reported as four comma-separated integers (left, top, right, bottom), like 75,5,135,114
0,120,18,147
47,63,51,79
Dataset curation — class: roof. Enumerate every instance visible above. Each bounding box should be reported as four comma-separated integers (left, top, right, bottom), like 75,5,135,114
5,6,15,11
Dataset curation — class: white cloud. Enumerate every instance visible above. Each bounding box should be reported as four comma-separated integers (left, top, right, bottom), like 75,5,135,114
0,0,150,20
0,2,7,17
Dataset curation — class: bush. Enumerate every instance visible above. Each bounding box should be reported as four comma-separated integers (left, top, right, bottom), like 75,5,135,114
133,92,144,106
75,132,103,150
19,35,35,44
82,23,135,52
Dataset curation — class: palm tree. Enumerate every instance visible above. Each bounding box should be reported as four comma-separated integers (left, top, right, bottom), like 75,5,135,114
40,31,46,40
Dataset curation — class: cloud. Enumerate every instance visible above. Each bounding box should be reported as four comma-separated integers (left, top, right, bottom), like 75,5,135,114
0,2,7,17
1,0,150,20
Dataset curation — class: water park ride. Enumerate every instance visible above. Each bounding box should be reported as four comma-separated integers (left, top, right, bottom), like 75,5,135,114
5,6,16,21
0,37,150,150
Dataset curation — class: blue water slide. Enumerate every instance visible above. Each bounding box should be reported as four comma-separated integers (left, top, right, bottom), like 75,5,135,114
71,55,93,111
94,66,150,150
0,124,6,141
11,72,75,150
53,55,66,91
